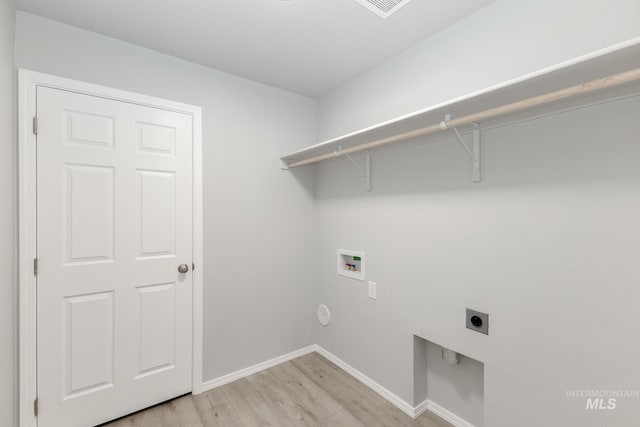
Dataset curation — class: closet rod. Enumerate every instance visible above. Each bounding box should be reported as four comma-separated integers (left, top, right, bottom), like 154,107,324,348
287,68,640,168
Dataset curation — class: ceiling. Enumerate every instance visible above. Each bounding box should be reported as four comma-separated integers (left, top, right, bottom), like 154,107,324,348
16,0,494,97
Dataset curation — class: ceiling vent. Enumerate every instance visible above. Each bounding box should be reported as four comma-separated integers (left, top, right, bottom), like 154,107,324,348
352,0,413,19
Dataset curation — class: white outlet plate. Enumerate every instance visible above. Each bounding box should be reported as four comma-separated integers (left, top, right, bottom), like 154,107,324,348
368,281,377,300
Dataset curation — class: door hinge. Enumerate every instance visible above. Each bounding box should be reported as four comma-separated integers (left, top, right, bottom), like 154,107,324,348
34,258,38,277
33,116,38,135
34,398,38,417
192,262,195,271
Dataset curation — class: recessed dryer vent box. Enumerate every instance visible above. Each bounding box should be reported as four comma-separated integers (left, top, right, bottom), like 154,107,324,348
337,249,365,281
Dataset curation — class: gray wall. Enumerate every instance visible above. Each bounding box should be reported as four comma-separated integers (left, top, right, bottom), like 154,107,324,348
0,1,15,426
313,1,640,426
313,97,640,427
317,0,640,140
14,11,319,390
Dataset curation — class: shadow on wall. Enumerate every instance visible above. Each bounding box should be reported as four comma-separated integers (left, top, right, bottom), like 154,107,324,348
282,164,316,199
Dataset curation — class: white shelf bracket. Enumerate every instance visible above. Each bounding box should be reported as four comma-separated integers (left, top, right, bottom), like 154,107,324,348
342,147,371,192
472,123,480,183
280,159,291,171
450,121,481,183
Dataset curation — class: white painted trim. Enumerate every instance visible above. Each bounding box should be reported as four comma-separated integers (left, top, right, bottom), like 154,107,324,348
414,399,431,418
18,69,204,426
18,69,38,427
191,107,204,395
201,346,317,392
420,400,476,427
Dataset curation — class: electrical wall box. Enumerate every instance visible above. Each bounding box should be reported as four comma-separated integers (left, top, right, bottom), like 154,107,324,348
466,308,489,335
337,249,365,281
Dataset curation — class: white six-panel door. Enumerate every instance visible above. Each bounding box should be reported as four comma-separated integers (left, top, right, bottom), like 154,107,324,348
36,86,193,427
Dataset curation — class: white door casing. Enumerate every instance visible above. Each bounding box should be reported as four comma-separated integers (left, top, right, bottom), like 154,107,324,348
18,71,204,427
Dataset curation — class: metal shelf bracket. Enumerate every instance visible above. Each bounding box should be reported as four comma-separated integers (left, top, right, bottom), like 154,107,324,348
445,115,480,183
342,147,371,192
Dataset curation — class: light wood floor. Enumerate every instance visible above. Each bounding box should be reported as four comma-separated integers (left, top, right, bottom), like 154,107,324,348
102,352,453,427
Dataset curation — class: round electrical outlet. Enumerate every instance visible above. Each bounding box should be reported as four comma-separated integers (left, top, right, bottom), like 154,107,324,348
470,315,483,327
317,304,331,326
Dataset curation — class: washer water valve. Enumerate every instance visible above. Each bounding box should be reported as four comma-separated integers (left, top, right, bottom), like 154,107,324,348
442,347,460,365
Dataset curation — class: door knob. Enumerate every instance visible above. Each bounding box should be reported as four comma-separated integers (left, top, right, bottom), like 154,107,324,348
178,264,189,274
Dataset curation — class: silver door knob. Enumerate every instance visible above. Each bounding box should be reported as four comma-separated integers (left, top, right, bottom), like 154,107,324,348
178,264,189,274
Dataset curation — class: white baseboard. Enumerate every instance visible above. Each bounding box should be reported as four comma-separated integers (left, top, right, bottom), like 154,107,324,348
200,344,474,427
200,345,316,392
414,399,431,417
420,399,476,427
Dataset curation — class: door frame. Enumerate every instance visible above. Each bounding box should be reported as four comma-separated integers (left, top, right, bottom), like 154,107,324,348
18,70,204,427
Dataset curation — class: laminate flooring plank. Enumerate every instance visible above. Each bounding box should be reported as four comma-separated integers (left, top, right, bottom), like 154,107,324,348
319,408,366,427
99,407,164,427
101,352,456,427
245,369,316,427
222,378,283,427
290,354,393,426
157,394,203,427
300,353,391,407
415,410,458,427
192,386,244,427
270,362,343,421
